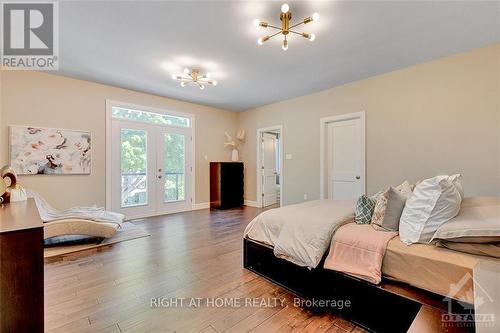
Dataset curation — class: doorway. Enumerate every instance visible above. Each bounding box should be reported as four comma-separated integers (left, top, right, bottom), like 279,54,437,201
257,126,283,208
320,112,365,200
106,101,194,219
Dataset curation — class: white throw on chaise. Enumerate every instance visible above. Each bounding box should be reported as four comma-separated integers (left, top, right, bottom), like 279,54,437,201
28,190,124,240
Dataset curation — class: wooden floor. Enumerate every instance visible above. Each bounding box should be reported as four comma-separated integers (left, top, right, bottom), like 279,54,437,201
45,206,367,333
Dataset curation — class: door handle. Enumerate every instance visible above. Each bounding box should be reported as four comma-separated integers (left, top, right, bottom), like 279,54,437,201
158,168,162,172
355,176,361,180
158,175,162,179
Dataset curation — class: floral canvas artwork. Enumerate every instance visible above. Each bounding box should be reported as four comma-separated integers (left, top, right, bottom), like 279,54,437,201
10,126,91,175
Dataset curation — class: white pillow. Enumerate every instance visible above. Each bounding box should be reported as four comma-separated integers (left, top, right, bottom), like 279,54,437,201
449,174,464,199
399,175,462,244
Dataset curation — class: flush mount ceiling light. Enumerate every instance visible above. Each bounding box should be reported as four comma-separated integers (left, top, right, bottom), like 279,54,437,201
254,3,319,51
171,68,218,90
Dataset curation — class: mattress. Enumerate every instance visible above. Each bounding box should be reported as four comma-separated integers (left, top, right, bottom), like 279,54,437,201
382,238,491,304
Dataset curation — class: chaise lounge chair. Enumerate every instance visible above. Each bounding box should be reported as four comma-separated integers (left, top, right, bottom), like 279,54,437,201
28,190,125,240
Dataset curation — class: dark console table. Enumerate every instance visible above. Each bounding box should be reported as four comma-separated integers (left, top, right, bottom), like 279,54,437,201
0,199,44,333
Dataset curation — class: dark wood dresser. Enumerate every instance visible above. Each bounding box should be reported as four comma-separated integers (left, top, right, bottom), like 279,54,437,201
0,199,44,333
210,162,244,209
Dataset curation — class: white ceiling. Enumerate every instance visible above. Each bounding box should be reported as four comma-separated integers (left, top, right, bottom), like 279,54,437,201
56,1,500,111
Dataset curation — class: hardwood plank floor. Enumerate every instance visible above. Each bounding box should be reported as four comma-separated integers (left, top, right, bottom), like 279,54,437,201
44,207,367,333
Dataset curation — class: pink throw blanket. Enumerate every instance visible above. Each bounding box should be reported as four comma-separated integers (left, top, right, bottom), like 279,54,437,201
324,223,397,284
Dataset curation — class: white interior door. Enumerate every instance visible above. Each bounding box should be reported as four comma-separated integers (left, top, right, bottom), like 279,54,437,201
326,119,364,200
262,132,278,207
111,120,192,218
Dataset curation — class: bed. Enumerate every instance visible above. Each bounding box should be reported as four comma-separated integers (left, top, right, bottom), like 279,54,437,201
244,198,499,304
243,198,497,332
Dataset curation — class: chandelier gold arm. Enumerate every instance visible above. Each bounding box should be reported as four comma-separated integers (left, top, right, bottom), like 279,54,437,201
261,30,284,44
289,21,305,30
270,30,283,38
289,30,307,37
197,79,214,84
266,24,282,30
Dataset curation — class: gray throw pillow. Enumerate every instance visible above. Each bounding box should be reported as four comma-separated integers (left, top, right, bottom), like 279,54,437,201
372,187,409,231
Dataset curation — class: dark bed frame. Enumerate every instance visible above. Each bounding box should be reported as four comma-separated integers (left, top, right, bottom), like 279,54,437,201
243,237,475,333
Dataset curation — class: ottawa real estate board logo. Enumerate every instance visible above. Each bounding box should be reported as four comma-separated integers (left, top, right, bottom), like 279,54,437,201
1,1,58,70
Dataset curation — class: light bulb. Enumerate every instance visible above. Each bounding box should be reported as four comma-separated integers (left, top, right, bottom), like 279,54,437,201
309,33,316,41
180,82,187,87
253,19,261,27
312,12,320,21
171,74,177,80
212,80,218,86
199,85,205,90
281,3,289,13
257,37,264,45
205,73,211,79
282,40,288,51
183,68,190,74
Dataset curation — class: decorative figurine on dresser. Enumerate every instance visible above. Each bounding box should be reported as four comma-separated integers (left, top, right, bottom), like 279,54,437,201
0,166,27,204
210,162,244,209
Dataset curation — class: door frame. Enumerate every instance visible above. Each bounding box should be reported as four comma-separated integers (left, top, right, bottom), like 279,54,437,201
319,111,366,200
105,100,196,218
256,125,284,208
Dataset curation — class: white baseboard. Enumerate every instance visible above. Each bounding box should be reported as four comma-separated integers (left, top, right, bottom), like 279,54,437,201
244,200,259,208
192,202,210,210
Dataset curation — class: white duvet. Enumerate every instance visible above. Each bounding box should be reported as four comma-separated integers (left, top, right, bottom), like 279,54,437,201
244,199,355,268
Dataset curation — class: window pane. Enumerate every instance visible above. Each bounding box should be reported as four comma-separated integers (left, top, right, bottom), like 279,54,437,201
121,129,148,207
112,107,190,128
164,133,185,202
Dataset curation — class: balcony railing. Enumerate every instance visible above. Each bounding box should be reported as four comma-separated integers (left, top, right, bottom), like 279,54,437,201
121,172,185,206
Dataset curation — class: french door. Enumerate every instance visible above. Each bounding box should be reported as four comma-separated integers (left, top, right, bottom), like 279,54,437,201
110,120,192,218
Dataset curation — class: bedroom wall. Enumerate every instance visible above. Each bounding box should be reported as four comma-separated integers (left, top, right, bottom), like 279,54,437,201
0,71,238,209
238,44,500,205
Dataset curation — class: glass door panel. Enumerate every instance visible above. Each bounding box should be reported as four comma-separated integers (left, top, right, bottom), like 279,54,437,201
164,133,185,202
120,129,148,207
111,122,157,218
156,128,191,215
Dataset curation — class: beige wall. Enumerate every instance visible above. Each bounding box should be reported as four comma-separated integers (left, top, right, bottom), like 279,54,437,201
0,71,238,209
1,44,498,210
239,44,500,205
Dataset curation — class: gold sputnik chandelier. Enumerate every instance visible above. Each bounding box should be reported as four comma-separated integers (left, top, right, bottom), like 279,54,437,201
172,68,218,90
254,3,319,51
